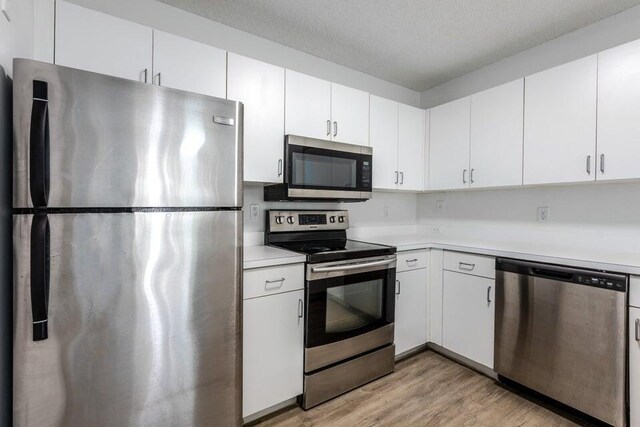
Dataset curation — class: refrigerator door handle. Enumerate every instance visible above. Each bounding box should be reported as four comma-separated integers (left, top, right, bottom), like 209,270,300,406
30,213,50,341
30,80,50,207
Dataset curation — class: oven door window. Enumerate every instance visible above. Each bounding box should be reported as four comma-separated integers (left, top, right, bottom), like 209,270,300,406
306,268,395,348
287,144,364,191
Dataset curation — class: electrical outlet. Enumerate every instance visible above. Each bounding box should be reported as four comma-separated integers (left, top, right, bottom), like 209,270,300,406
436,200,445,212
250,204,259,221
431,226,442,234
537,207,549,222
383,206,390,219
1,0,11,22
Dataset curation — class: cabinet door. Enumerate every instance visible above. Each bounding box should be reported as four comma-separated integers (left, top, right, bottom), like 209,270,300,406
243,290,304,418
442,271,494,368
55,1,152,82
424,110,430,191
228,53,285,183
523,56,597,185
429,97,471,190
369,95,399,190
398,104,425,191
331,83,369,145
152,30,226,98
597,39,640,182
470,79,524,188
395,268,428,355
631,307,640,427
285,70,331,140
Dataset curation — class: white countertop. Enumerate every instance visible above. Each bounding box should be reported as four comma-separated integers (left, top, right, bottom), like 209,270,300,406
243,245,306,270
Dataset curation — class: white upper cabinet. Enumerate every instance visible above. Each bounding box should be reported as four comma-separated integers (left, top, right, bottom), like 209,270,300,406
152,30,226,98
331,83,369,145
523,56,597,185
55,1,152,82
369,96,400,190
597,39,640,182
228,53,285,183
398,104,425,191
429,97,471,190
285,70,332,140
470,79,524,188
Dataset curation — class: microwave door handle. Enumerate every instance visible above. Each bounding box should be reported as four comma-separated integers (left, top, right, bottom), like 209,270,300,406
311,258,395,273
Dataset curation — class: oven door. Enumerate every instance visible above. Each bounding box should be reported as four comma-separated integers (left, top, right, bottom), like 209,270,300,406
285,135,372,200
305,255,396,372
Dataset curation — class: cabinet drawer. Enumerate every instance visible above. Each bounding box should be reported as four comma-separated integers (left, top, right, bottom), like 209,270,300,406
444,251,495,279
243,264,304,299
397,250,428,273
631,276,640,308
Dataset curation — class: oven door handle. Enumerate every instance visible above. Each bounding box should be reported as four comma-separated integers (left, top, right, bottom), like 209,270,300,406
311,258,395,273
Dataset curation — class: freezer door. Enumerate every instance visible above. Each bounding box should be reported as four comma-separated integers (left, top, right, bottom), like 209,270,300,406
13,211,242,427
13,59,243,208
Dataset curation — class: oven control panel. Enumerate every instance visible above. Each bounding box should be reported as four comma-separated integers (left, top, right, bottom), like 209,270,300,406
268,210,349,232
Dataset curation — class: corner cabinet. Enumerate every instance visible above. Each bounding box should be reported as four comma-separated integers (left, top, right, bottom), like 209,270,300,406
442,252,495,369
523,55,597,185
631,305,640,427
397,105,425,191
394,251,429,356
227,53,285,183
243,264,304,419
152,30,226,98
429,97,471,191
55,1,152,82
597,39,640,182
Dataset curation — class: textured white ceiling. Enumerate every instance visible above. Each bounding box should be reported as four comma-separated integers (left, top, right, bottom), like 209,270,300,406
157,0,640,91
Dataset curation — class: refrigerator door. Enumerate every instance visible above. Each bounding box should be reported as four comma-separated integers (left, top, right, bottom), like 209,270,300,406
13,211,242,427
13,59,243,209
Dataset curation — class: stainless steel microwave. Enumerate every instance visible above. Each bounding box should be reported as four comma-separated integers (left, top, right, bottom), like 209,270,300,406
264,135,373,202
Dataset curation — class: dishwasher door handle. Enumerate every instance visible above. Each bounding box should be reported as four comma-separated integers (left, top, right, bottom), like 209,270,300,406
530,267,573,281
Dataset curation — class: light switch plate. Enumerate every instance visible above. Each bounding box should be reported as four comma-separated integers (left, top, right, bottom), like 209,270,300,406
537,207,549,222
250,204,259,221
436,200,445,212
1,0,11,22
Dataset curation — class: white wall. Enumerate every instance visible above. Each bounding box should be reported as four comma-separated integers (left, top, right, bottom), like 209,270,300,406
61,0,420,106
421,4,640,108
244,184,418,245
417,182,640,266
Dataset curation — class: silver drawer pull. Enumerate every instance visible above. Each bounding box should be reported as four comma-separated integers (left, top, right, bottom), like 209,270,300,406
406,258,418,263
459,262,475,271
636,318,639,342
265,278,285,289
395,280,401,295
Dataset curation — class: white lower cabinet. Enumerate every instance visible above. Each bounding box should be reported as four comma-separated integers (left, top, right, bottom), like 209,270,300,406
630,306,640,427
442,270,495,369
394,261,428,356
243,288,304,418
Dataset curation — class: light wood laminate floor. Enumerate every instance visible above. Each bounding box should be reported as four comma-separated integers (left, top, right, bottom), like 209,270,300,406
254,350,581,427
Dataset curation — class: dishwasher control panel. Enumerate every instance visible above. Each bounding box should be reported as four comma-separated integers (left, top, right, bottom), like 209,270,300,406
576,274,627,292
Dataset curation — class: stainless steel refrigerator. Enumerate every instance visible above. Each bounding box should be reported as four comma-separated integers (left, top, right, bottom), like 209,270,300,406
12,59,243,426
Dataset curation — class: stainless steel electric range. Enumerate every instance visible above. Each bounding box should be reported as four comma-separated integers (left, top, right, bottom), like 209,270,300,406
265,210,397,409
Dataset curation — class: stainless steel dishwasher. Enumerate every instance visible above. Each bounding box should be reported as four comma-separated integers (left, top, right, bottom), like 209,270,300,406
495,258,628,427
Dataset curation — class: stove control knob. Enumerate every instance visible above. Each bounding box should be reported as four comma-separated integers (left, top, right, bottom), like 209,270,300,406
275,215,284,224
329,216,336,223
287,216,295,224
338,216,345,223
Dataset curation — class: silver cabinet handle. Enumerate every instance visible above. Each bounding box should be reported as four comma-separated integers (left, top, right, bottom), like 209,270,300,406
395,171,399,185
459,262,475,271
298,299,304,319
600,154,605,173
265,278,285,289
396,279,401,295
487,286,492,304
406,258,418,263
326,120,331,136
155,72,162,86
333,121,338,137
462,169,467,184
143,68,148,83
470,168,475,184
277,159,283,177
636,318,639,342
586,155,591,174
399,171,404,185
